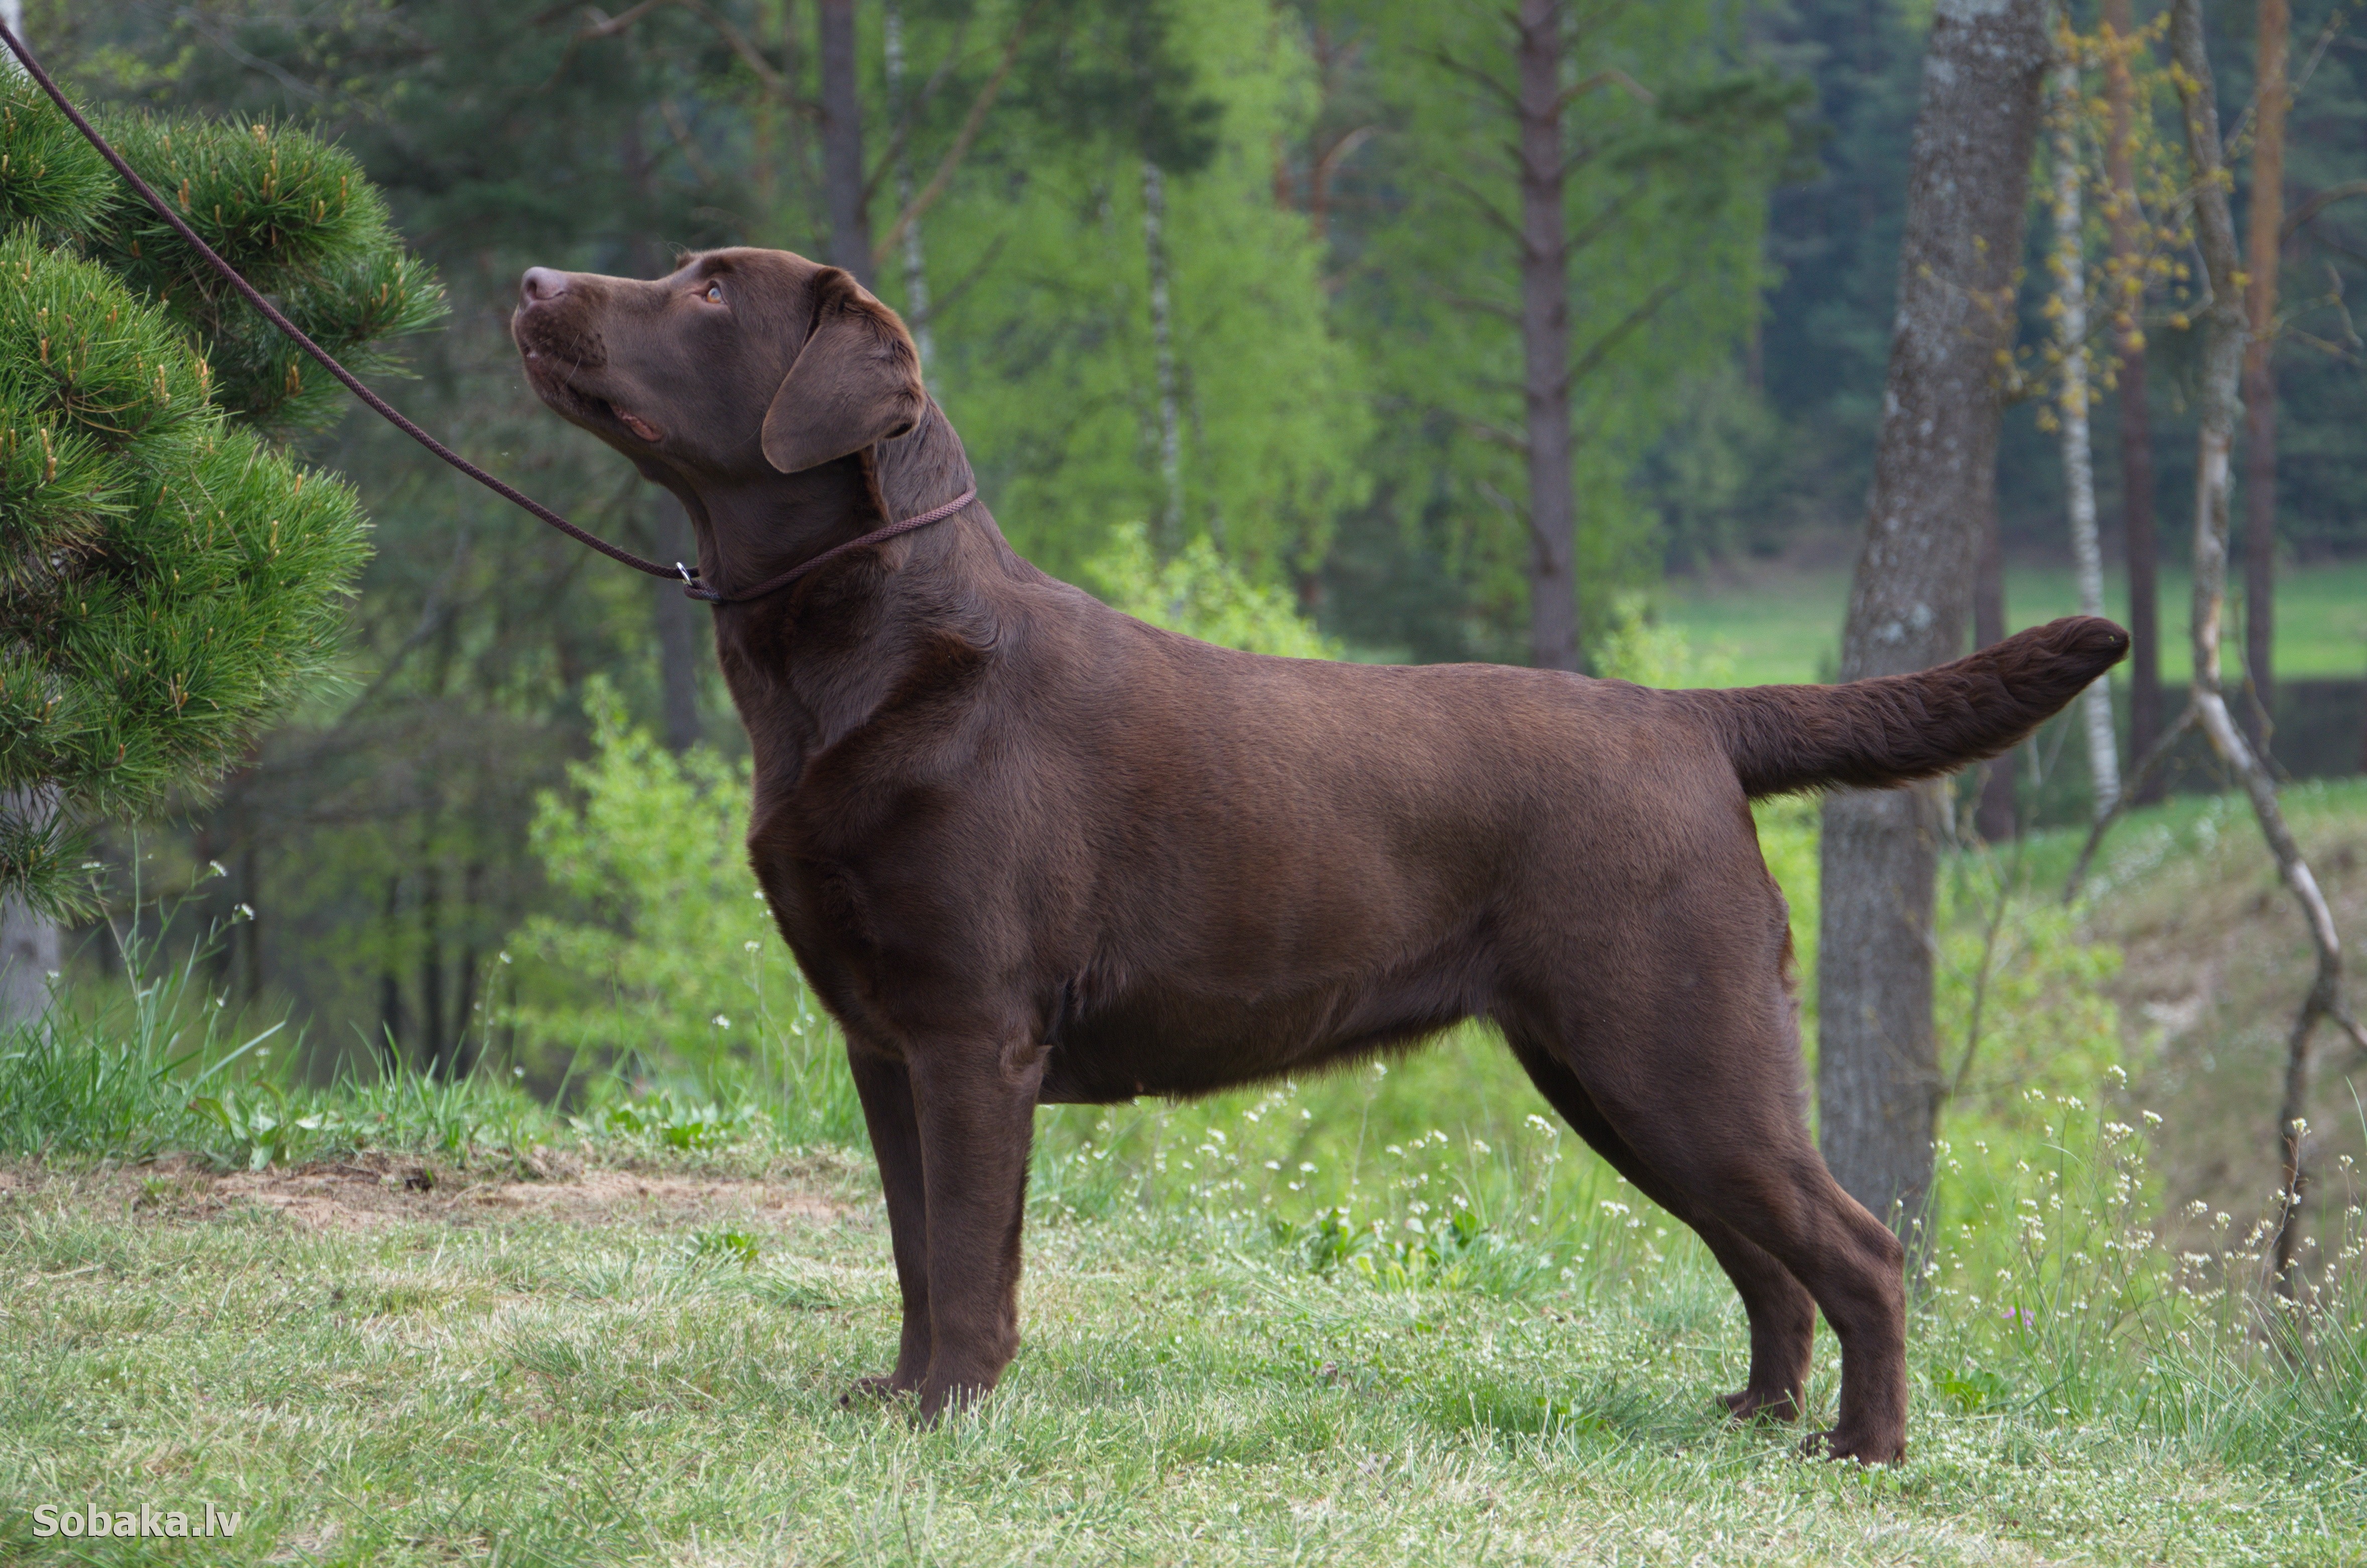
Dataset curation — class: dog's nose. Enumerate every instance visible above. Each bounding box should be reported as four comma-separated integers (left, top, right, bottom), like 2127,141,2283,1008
519,267,568,306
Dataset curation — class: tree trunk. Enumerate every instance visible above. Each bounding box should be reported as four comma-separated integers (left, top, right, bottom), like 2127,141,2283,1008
2242,0,2288,758
2103,0,2163,801
884,2,936,375
621,120,705,754
1143,159,1185,551
2051,37,2120,818
1818,0,2049,1235
0,897,58,1030
239,842,262,1004
0,786,59,1031
653,498,703,754
376,874,406,1075
1516,0,1577,673
419,853,447,1079
1973,507,2017,842
819,0,874,286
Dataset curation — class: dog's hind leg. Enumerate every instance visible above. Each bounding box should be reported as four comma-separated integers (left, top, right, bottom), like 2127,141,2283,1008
1506,1031,1814,1422
845,1039,933,1398
904,1028,1045,1419
1520,979,1908,1463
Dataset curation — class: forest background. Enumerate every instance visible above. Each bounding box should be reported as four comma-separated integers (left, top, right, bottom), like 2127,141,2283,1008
12,0,2365,1082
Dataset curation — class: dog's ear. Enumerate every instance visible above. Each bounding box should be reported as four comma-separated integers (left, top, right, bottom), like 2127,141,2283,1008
761,268,926,474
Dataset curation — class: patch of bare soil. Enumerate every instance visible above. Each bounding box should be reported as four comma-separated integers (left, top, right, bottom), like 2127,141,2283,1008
2098,806,2367,1247
5,1149,852,1235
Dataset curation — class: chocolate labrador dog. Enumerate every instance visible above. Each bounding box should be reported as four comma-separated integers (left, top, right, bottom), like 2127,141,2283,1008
512,247,2127,1463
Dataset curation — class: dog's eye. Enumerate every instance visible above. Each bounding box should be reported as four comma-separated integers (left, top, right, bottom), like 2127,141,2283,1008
702,282,724,304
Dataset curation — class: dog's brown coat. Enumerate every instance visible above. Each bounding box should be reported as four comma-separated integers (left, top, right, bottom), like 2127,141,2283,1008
513,248,2128,1463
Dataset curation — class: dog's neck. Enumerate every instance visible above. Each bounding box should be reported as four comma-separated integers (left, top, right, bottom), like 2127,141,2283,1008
659,404,1038,788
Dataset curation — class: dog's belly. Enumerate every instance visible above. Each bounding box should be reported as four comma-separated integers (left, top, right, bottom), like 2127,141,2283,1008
1032,962,1487,1104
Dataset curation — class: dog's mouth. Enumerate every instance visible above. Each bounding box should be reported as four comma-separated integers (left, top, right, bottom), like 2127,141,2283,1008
516,335,665,445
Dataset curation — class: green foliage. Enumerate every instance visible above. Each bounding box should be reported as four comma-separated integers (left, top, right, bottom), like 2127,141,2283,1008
508,686,859,1145
1590,592,1738,688
0,79,114,232
915,0,1371,585
1341,0,1802,651
0,76,446,432
0,77,443,917
1084,519,1339,658
0,229,369,915
577,1089,763,1153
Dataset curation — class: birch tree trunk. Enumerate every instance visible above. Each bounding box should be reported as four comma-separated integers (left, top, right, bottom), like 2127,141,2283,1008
1142,160,1186,551
884,2,936,376
1818,0,2049,1234
2242,0,2289,756
818,0,874,286
2050,34,2120,817
1516,0,1578,673
2102,0,2164,800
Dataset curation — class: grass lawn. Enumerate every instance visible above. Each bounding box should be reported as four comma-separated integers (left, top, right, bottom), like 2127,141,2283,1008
1659,557,2367,688
6,788,2367,1565
3,1152,2359,1567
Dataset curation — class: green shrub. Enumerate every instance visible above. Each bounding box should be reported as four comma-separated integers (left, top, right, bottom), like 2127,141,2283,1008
506,685,858,1145
1084,520,1338,658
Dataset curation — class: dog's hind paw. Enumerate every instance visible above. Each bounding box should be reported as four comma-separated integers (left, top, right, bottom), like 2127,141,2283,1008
1800,1426,1905,1465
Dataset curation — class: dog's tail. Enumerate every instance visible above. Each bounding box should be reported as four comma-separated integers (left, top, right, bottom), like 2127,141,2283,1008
1680,615,2130,799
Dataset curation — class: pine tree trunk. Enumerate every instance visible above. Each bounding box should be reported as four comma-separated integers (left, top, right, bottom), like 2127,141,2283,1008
2103,0,2163,801
2051,40,2120,817
2243,0,2288,757
819,0,874,286
1516,0,1577,673
0,786,59,1031
1818,0,2049,1234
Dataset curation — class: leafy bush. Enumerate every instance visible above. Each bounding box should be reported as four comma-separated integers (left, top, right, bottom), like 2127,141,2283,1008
507,684,857,1144
1084,520,1338,658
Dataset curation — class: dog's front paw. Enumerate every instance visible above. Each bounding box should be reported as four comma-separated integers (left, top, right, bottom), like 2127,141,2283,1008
841,1373,919,1408
1721,1386,1803,1422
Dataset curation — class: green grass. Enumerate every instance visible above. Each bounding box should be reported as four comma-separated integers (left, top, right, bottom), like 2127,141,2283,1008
1,1152,2360,1566
6,791,2367,1563
1660,558,2367,687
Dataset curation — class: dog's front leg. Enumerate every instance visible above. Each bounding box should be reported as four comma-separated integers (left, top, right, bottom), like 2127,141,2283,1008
907,1030,1044,1420
846,1041,933,1397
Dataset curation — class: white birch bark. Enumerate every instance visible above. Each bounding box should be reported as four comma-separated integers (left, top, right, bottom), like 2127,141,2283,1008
883,3,935,376
2050,37,2121,816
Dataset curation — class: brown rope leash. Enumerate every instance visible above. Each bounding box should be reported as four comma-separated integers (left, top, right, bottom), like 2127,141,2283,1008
0,20,971,605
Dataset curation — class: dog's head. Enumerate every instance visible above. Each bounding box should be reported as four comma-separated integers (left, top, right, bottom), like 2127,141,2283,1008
510,247,925,485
